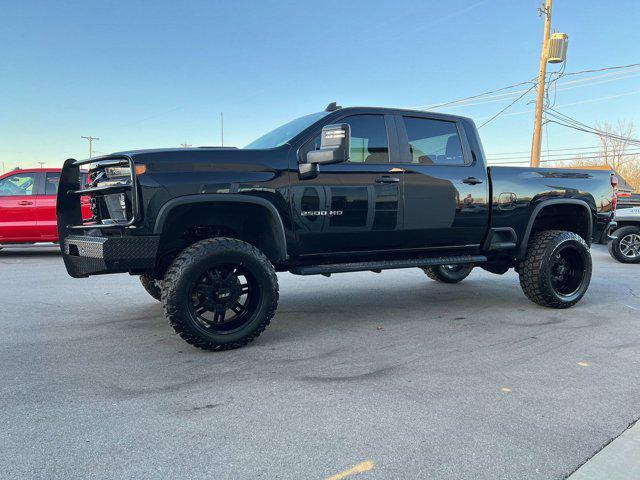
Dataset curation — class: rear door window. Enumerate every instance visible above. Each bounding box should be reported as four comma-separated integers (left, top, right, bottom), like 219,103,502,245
403,117,467,165
45,172,61,195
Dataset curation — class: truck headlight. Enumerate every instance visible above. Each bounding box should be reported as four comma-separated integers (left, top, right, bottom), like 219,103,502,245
103,193,129,222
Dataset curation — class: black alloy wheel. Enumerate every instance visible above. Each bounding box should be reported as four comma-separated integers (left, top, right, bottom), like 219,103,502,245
548,245,587,298
188,264,259,334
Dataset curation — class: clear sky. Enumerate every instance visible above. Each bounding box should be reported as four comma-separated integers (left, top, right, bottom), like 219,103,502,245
1,0,639,170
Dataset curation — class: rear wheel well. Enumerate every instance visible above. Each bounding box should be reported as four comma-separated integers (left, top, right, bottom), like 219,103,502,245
614,221,640,230
528,203,591,245
154,202,286,277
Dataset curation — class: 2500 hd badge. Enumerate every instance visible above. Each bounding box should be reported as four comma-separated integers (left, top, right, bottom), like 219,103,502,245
300,210,343,217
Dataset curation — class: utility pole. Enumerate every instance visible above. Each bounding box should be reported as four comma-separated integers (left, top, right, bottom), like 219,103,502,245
220,112,224,147
81,135,100,159
530,0,553,167
38,162,45,169
180,142,192,148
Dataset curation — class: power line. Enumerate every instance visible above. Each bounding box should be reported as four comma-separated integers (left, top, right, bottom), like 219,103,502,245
488,147,640,161
559,62,640,77
416,62,640,111
439,68,640,110
412,79,536,110
476,89,640,122
477,83,538,128
488,154,629,165
546,120,640,147
545,108,640,145
487,144,617,156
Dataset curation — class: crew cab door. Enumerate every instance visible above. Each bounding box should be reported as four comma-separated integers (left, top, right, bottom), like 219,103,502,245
35,171,62,240
0,171,39,242
395,114,489,249
291,114,404,255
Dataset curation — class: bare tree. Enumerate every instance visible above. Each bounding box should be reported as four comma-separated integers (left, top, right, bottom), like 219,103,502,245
554,120,640,191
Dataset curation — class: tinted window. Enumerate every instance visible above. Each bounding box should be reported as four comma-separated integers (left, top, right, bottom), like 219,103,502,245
45,172,61,195
345,115,389,163
0,172,36,196
403,117,466,165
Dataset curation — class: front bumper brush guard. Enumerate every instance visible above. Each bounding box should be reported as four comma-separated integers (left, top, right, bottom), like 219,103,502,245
58,155,140,232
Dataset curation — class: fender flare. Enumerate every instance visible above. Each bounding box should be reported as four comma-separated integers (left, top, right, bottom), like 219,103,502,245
153,194,288,262
518,199,593,258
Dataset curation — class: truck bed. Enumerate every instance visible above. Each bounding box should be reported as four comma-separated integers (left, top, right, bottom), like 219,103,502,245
488,166,614,247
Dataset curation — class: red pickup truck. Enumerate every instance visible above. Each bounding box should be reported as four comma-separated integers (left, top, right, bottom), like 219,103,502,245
0,168,90,249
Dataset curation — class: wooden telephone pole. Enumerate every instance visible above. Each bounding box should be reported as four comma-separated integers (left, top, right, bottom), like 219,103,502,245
530,0,553,167
81,135,100,159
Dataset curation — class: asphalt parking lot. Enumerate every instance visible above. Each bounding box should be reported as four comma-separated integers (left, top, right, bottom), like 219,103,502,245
1,244,639,480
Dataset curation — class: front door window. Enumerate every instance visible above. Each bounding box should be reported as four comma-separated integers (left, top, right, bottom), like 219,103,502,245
0,173,36,196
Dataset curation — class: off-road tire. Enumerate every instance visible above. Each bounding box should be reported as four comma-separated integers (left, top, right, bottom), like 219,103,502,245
608,226,640,264
519,230,592,309
140,274,162,301
422,264,474,283
161,237,278,351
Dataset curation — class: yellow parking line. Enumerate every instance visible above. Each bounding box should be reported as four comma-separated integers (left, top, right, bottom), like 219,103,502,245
326,460,375,480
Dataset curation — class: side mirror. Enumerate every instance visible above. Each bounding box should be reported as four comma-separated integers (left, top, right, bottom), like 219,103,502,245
306,124,350,165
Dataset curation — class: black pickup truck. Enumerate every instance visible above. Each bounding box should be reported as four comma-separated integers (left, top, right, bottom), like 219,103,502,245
57,104,616,351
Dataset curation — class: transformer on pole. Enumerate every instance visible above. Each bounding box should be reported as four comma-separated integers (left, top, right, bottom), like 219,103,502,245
548,32,569,64
530,0,569,167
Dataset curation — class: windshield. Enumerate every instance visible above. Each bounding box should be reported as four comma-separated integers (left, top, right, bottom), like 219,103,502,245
244,111,329,149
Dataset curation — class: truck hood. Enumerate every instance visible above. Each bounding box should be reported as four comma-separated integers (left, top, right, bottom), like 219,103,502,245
102,145,289,172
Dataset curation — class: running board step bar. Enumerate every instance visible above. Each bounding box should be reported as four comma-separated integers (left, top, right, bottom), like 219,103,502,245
290,255,487,276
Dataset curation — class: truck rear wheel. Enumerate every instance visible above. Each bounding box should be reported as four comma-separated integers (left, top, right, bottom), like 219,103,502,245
423,264,474,283
608,226,640,263
161,237,278,351
519,230,592,309
140,274,162,301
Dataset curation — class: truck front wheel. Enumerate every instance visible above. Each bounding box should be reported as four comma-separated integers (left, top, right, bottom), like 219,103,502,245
608,226,640,263
161,237,279,351
423,264,474,283
519,230,592,309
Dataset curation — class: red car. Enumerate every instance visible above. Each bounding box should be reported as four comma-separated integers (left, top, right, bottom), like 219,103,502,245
0,168,90,248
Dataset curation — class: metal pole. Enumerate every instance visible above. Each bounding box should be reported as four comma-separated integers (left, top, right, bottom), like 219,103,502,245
221,112,224,147
530,0,553,167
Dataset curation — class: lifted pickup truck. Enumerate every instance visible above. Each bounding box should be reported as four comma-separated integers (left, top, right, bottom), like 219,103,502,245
57,104,616,351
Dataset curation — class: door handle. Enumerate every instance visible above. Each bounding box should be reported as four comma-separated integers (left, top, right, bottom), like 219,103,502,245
18,200,34,205
375,176,400,184
462,177,484,185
